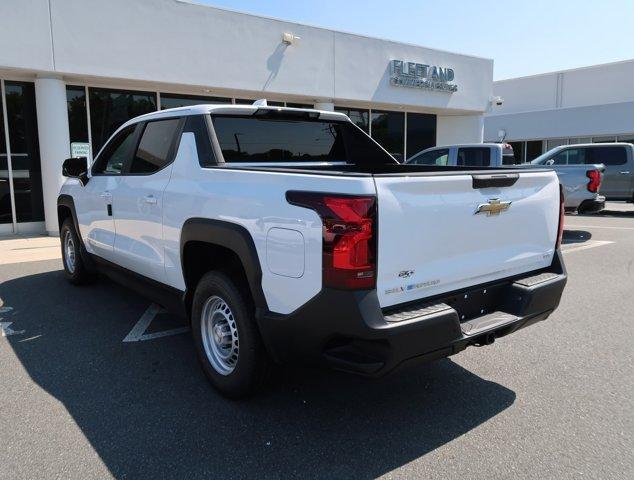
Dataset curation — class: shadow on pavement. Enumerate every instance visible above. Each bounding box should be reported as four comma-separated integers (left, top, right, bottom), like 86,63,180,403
578,208,634,219
2,270,516,479
562,230,592,244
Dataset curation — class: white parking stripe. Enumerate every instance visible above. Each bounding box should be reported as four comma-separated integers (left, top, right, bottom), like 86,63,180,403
123,303,190,342
561,240,614,254
566,224,634,230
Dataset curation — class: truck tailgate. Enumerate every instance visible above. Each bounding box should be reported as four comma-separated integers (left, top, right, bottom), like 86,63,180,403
374,170,560,308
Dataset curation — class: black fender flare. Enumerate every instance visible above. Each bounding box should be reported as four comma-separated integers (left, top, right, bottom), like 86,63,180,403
56,194,96,272
179,218,268,312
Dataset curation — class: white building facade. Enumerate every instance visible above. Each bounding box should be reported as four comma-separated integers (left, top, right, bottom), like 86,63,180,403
0,0,493,236
485,59,634,163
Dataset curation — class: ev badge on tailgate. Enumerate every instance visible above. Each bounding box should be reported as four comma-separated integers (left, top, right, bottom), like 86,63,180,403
475,198,512,216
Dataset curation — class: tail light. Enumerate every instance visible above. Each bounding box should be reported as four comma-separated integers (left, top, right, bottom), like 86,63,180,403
286,191,376,290
586,169,601,193
556,184,565,249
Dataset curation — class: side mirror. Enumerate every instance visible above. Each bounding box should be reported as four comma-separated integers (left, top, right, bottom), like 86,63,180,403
62,157,89,184
545,159,555,166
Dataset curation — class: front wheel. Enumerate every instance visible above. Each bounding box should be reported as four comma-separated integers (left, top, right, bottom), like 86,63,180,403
60,218,91,285
191,271,271,398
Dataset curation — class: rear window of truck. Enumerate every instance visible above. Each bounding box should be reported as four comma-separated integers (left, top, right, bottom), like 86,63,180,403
210,115,394,164
457,147,491,167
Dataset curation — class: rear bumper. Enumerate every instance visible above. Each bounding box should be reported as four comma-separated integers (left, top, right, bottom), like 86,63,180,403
576,196,605,214
257,251,567,376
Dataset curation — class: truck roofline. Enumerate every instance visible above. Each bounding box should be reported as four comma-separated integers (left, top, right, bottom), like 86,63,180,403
120,103,350,128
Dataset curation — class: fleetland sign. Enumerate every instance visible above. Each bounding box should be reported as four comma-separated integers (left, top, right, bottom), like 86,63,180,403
390,60,457,93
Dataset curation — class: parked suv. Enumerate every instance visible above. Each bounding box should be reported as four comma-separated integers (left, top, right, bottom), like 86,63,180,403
58,103,567,397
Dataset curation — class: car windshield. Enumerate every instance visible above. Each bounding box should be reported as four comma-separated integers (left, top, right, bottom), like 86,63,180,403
530,149,558,164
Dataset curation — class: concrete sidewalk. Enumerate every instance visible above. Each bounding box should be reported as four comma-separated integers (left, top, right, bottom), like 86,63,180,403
0,235,61,266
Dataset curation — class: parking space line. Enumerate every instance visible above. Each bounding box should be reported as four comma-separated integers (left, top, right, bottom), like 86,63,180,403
566,224,634,230
561,240,614,254
123,303,190,342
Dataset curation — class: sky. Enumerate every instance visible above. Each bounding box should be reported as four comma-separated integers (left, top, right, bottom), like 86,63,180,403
198,0,634,80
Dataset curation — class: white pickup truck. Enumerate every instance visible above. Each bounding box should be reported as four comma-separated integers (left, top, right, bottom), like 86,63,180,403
58,104,567,397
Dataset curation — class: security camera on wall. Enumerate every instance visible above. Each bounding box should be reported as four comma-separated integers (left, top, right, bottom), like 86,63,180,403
491,95,504,106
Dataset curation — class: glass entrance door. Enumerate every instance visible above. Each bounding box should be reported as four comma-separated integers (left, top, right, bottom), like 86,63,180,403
0,79,45,234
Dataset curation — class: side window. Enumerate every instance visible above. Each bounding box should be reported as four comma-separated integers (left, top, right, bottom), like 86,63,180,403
410,149,449,165
92,126,136,175
129,118,181,174
551,148,586,165
588,146,627,166
457,147,490,166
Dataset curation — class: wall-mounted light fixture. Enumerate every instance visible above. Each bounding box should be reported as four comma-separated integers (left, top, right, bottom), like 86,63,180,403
282,32,300,45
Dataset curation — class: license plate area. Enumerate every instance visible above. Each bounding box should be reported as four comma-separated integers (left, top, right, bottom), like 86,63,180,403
443,282,509,323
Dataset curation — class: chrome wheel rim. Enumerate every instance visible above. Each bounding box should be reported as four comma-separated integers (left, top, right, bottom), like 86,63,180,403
200,296,239,375
64,230,76,274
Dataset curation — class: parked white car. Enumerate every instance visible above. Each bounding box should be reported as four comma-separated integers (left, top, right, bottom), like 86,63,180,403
58,104,567,397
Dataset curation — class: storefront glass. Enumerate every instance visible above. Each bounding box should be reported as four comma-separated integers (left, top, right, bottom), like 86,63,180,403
334,107,369,132
0,86,10,225
509,141,525,164
161,93,231,109
592,136,616,143
4,81,45,223
66,85,89,144
234,99,284,106
406,113,436,160
89,88,157,153
525,140,544,161
371,110,404,161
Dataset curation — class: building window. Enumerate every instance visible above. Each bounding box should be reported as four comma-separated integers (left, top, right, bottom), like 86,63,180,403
160,93,231,109
568,137,591,145
89,88,157,154
66,86,89,145
592,136,616,143
525,140,543,161
406,112,436,160
509,141,524,164
234,99,285,106
371,110,404,161
546,138,567,150
617,135,634,145
334,107,369,132
4,81,45,223
286,102,312,109
0,85,9,225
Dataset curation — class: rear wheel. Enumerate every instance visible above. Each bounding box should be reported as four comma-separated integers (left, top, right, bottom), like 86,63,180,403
191,271,271,398
60,218,91,285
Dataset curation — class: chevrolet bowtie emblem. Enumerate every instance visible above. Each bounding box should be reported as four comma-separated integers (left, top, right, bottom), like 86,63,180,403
475,198,512,216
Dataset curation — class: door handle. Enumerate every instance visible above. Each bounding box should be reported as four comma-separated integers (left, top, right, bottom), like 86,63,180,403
619,171,630,174
100,191,112,199
142,195,158,205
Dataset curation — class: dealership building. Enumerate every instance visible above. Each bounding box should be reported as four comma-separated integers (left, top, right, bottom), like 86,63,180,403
485,59,634,163
0,0,494,236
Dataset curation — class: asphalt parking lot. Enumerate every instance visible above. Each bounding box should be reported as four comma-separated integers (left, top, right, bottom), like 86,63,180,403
1,203,633,480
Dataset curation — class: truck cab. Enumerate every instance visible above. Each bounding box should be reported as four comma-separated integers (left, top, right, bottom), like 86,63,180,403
406,143,517,167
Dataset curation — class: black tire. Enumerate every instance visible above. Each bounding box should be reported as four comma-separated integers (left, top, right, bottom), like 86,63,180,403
60,218,91,285
191,271,271,398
